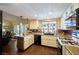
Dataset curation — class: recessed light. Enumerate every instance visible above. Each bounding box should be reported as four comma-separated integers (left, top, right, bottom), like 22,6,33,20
34,14,38,17
49,12,52,15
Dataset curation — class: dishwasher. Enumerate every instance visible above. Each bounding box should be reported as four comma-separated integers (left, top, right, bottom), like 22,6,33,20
34,35,41,45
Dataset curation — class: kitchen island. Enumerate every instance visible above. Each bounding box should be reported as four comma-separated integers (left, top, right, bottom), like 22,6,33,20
15,34,34,50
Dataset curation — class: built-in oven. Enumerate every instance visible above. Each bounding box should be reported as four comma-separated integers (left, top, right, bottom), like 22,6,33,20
57,39,62,55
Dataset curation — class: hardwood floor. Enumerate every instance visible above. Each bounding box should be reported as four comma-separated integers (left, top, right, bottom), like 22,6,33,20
1,39,17,55
18,45,57,55
2,45,58,55
1,40,58,55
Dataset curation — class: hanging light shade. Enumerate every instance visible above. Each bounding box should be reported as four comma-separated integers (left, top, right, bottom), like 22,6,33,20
19,16,23,36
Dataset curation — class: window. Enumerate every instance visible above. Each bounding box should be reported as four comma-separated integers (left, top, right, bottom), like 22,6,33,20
41,21,56,34
14,23,28,36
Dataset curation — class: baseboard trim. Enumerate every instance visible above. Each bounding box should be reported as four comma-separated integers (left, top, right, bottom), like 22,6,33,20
41,45,58,49
18,43,34,52
18,44,58,52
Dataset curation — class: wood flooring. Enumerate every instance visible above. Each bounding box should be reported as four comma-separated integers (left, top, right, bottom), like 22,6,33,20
18,45,57,55
1,40,58,55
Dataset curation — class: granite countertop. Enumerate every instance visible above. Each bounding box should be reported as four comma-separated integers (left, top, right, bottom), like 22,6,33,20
34,32,55,36
65,45,79,55
34,32,44,35
57,37,79,47
57,37,79,55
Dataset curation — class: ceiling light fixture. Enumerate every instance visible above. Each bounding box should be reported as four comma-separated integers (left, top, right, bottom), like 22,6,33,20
34,14,38,17
49,11,52,15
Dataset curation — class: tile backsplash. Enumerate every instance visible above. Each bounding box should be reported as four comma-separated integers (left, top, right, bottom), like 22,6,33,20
57,29,72,39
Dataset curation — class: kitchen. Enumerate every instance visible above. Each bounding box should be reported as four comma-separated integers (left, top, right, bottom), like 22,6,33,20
0,3,79,55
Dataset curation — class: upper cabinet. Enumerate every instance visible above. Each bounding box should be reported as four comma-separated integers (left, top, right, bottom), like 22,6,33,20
61,3,79,30
65,10,76,30
29,20,40,29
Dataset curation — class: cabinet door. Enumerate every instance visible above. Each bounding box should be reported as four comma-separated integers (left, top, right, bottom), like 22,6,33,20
47,36,57,47
29,20,39,29
47,39,57,47
41,36,48,46
24,39,30,50
31,35,34,44
24,35,34,50
41,36,57,48
29,38,33,45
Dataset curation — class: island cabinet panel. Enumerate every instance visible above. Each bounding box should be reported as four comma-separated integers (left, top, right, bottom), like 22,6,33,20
17,35,34,50
41,35,57,48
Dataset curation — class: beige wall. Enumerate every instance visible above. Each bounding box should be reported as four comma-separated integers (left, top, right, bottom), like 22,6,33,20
3,20,13,31
55,18,61,29
3,11,20,25
2,11,61,32
40,18,61,30
2,11,28,31
2,11,19,31
2,11,62,32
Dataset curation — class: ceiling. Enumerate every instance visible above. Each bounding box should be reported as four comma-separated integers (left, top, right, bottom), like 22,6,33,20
0,3,71,19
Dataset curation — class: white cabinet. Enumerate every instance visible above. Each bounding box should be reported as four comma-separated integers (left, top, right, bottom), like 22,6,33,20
41,35,57,48
17,35,34,50
63,46,71,55
24,35,34,50
24,39,30,50
29,20,39,29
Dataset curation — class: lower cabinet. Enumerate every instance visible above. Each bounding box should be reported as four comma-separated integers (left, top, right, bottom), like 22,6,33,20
65,49,71,55
62,45,71,55
17,35,34,50
41,35,57,48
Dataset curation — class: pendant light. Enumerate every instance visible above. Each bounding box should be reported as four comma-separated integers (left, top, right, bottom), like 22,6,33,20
20,16,23,36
